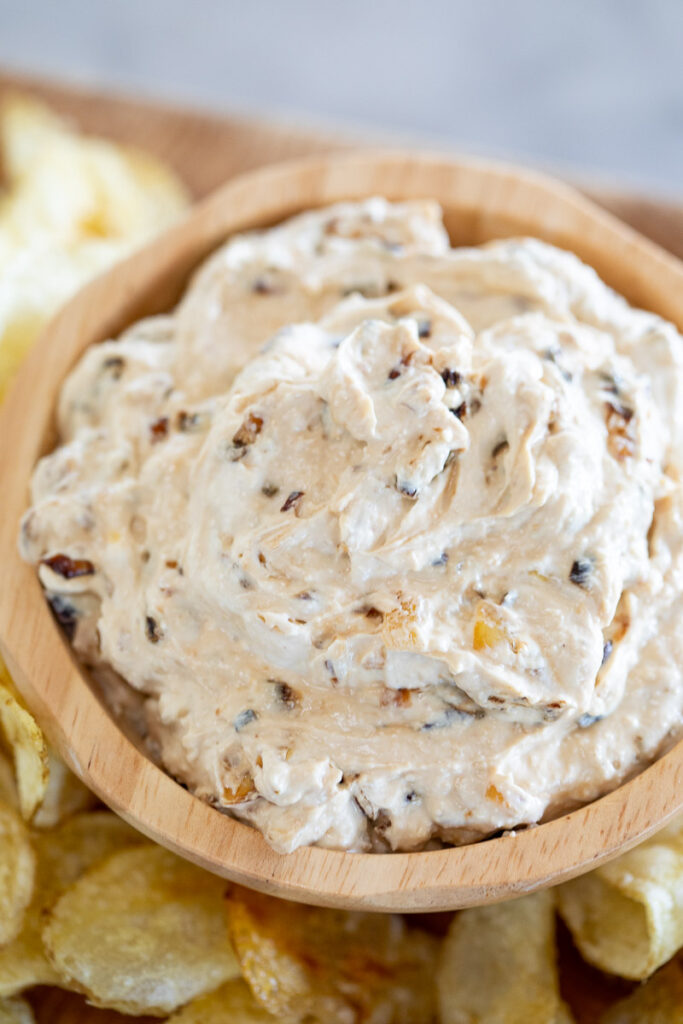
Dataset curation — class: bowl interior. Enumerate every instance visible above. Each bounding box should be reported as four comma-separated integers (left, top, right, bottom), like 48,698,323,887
1,151,682,911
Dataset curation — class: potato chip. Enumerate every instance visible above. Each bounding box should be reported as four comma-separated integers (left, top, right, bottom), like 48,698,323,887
33,810,145,902
0,801,34,947
600,955,683,1023
0,662,94,826
226,885,438,1023
43,845,239,1016
0,95,188,246
0,95,68,182
558,817,683,980
0,660,48,821
0,996,35,1024
0,95,188,401
0,916,59,997
0,811,144,997
168,978,277,1023
31,749,97,829
437,890,573,1024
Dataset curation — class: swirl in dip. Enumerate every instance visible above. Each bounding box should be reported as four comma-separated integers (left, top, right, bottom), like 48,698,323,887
20,200,683,853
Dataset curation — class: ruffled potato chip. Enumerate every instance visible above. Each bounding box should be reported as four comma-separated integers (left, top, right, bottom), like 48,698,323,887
0,95,188,401
0,95,65,182
0,95,187,241
0,996,35,1024
0,801,34,947
0,915,59,997
0,661,48,822
600,955,683,1023
33,810,145,903
0,811,144,997
0,664,94,827
437,890,573,1024
168,978,277,1023
226,885,438,1023
43,845,239,1016
558,817,683,980
31,750,97,829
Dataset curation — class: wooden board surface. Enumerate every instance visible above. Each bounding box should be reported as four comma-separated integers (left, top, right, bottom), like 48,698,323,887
0,68,680,1024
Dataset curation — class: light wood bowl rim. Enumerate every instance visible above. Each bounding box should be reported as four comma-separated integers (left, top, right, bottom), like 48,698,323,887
1,150,682,911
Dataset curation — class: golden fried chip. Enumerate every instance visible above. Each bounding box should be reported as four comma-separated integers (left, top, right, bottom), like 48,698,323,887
43,845,239,1016
168,978,277,1023
437,890,573,1024
558,817,683,980
0,95,188,401
0,811,144,998
0,996,35,1024
0,916,59,997
601,956,683,1023
0,95,188,245
0,664,93,825
0,801,34,947
0,661,48,821
0,95,67,182
31,750,97,829
226,885,438,1023
34,810,145,901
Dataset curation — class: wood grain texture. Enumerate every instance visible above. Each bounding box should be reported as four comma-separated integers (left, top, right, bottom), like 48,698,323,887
1,151,682,916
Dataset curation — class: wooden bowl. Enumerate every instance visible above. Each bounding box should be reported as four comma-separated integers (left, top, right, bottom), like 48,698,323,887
1,152,682,912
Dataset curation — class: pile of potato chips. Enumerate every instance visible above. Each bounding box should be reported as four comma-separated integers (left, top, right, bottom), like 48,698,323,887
0,690,681,1023
0,94,188,403
0,95,682,1023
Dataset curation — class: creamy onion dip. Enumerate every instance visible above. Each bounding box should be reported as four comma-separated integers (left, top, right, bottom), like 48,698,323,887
20,199,683,853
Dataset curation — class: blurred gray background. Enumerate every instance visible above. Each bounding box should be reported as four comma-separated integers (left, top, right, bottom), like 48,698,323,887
0,0,680,196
